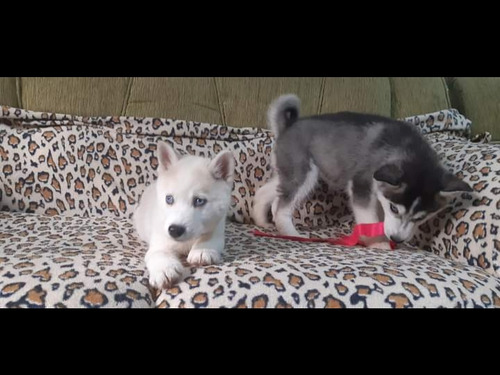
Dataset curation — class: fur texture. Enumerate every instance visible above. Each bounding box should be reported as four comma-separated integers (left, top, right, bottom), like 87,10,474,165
252,94,473,247
134,141,234,289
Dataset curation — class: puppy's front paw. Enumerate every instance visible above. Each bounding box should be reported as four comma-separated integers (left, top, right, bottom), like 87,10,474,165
257,221,275,230
187,248,222,266
147,256,184,289
359,235,392,250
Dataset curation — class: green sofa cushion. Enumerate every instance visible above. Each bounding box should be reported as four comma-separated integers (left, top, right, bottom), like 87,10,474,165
321,77,391,116
20,77,130,118
125,77,223,124
1,77,498,139
447,77,500,141
0,77,18,107
390,77,451,118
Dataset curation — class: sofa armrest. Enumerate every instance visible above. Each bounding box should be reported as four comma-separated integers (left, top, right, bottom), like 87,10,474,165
410,133,500,277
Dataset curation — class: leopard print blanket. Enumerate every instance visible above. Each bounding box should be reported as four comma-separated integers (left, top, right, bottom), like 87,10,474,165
1,211,498,308
1,106,499,307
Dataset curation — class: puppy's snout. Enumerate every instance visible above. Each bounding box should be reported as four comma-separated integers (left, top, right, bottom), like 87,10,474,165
168,224,186,239
390,236,404,244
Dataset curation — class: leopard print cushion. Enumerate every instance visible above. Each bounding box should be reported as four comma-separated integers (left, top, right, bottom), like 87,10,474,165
1,211,499,308
0,105,274,224
0,211,152,307
1,106,499,307
0,107,472,226
409,132,500,277
404,108,471,136
155,222,500,308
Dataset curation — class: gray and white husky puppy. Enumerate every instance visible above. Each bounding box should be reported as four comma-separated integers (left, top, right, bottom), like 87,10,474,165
252,94,472,248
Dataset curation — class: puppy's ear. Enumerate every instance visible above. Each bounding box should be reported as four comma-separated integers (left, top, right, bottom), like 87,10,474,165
157,141,179,172
440,172,472,198
373,164,403,188
209,151,234,182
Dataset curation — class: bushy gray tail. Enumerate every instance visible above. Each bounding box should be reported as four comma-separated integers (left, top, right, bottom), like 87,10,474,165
267,94,300,138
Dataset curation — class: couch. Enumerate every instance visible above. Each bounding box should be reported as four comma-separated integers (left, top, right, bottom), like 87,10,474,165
1,77,499,308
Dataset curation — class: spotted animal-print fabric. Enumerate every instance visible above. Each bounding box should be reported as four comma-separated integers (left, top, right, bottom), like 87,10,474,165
0,105,274,224
409,132,500,277
0,211,152,307
1,211,499,308
154,221,500,308
1,106,500,308
0,106,472,226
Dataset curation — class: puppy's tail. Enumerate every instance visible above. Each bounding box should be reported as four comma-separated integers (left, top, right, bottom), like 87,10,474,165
267,94,300,138
251,175,280,228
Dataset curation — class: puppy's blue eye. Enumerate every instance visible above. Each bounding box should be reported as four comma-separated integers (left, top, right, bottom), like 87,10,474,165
390,203,399,214
166,195,174,205
193,197,207,207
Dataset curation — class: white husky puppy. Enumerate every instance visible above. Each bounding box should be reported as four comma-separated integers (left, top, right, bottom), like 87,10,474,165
134,141,234,289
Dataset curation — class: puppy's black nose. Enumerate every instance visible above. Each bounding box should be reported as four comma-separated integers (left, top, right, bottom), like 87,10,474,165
390,236,404,244
168,225,185,239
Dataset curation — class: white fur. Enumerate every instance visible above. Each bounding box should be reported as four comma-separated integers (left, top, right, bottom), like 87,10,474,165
252,149,281,228
274,201,301,237
346,180,380,224
346,181,444,245
274,160,319,236
252,175,280,228
375,188,418,243
346,180,391,250
134,142,234,289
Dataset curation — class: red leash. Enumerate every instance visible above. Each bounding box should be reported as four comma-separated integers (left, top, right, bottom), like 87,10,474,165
253,222,396,250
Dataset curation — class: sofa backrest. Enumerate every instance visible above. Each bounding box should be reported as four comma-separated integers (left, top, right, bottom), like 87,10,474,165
0,77,498,139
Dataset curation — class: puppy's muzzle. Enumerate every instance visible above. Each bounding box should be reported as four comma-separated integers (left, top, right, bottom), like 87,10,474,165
389,236,405,244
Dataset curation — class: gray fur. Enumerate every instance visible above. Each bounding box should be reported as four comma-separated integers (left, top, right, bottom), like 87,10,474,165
264,94,473,242
267,94,301,138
